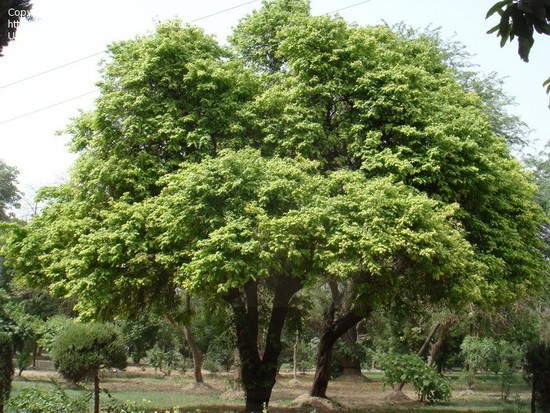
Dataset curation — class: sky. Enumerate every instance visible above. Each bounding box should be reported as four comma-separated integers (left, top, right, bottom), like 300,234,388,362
0,0,548,216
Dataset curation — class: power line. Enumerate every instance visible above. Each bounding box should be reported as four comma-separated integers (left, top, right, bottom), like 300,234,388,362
0,0,374,126
190,0,259,23
323,0,374,16
0,51,106,90
0,90,99,126
0,0,261,90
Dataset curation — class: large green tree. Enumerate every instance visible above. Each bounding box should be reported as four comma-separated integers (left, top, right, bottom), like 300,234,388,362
1,1,547,410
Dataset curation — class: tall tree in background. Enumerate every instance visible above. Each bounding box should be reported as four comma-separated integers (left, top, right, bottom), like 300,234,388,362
0,0,32,56
0,161,19,221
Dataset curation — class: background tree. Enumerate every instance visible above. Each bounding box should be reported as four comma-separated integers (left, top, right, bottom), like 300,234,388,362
0,159,19,413
0,161,19,222
50,322,127,413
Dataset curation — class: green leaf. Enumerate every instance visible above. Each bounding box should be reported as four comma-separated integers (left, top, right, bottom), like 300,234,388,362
486,0,513,19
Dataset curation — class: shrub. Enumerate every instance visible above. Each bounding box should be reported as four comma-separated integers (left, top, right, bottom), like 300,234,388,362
145,345,182,376
6,385,89,413
50,322,127,413
379,353,451,403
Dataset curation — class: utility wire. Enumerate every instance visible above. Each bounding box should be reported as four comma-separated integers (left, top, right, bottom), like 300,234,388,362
323,0,373,15
0,0,374,126
0,90,98,125
190,0,259,23
0,0,261,90
0,51,106,90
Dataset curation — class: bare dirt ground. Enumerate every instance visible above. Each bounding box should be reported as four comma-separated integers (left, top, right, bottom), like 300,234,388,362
16,363,531,412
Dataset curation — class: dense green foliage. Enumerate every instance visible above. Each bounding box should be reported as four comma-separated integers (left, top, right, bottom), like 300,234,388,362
379,353,452,403
6,385,89,413
0,162,19,222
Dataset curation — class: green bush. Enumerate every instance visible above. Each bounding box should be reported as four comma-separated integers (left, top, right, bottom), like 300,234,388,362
50,322,127,413
50,322,127,384
6,385,89,413
379,353,451,403
145,345,182,376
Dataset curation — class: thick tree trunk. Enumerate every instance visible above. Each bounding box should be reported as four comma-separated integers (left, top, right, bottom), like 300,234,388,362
310,304,370,398
166,315,204,383
93,370,100,413
226,276,302,413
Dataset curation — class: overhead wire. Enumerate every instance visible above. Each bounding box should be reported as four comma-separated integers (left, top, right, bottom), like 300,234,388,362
0,0,374,126
0,0,261,91
0,90,99,125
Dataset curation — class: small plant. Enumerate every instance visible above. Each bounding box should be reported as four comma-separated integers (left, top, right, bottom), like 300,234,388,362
380,353,451,403
15,338,34,376
146,346,183,376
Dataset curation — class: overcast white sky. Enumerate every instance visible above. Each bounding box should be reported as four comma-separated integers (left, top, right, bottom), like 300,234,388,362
0,1,548,213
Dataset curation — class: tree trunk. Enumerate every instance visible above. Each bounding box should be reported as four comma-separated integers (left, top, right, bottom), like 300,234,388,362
225,276,302,413
182,325,203,383
334,325,363,377
166,315,204,383
293,331,298,380
394,322,441,392
428,320,453,369
93,370,100,413
310,302,371,398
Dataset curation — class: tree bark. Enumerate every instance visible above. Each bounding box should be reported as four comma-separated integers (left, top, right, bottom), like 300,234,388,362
226,276,302,413
310,303,371,398
93,370,100,413
166,315,204,383
293,331,298,380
